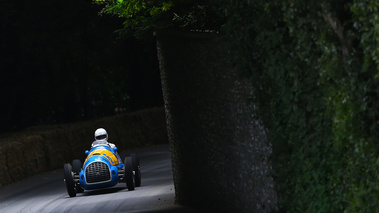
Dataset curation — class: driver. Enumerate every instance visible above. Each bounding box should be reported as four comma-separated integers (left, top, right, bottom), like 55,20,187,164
91,128,116,149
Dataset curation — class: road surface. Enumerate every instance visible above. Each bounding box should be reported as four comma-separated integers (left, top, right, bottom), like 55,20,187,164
0,145,191,213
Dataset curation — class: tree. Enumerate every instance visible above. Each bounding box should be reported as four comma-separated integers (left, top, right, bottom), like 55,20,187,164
0,0,140,132
223,0,379,211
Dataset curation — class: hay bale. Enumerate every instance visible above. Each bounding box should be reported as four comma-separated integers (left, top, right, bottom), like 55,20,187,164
0,107,167,187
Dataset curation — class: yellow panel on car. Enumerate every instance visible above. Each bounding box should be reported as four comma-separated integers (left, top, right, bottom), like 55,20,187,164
85,148,119,166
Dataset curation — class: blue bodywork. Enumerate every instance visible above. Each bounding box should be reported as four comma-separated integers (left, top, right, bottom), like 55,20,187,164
78,145,124,190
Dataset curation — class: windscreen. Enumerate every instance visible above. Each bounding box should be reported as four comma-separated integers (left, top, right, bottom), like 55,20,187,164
91,139,108,147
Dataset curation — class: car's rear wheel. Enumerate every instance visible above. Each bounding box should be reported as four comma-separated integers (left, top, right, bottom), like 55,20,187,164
124,156,135,191
72,159,83,193
63,163,76,197
130,153,141,187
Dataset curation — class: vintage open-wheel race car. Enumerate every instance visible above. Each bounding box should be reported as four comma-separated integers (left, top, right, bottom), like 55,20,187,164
63,140,141,197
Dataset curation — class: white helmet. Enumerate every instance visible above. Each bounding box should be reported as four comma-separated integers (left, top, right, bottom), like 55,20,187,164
94,128,108,141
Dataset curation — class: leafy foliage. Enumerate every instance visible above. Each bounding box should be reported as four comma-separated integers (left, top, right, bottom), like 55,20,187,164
93,0,224,39
222,0,379,212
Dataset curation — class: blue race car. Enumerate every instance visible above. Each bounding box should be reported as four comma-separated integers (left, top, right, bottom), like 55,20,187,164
63,140,141,197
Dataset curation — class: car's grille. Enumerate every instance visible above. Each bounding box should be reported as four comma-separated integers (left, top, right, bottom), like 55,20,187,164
85,161,111,184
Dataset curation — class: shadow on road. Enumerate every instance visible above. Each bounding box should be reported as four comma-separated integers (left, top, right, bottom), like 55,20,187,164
134,206,200,213
80,187,125,196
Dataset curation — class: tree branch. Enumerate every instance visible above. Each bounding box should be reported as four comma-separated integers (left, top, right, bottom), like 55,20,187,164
322,12,351,59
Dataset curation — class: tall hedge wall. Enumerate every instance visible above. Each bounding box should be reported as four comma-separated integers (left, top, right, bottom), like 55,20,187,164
223,0,379,212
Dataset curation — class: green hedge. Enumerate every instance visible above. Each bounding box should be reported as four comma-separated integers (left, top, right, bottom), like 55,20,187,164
223,1,378,212
0,107,167,187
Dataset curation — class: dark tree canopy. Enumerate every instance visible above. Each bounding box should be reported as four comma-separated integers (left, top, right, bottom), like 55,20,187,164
0,0,163,132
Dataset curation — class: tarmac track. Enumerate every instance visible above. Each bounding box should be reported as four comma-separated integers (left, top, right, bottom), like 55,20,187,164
0,145,191,213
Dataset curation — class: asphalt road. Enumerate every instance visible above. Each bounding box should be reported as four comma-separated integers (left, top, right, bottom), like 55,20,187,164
0,144,191,213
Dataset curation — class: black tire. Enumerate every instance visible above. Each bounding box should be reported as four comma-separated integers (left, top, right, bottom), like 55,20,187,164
130,153,141,187
63,163,76,197
124,156,135,191
72,159,84,193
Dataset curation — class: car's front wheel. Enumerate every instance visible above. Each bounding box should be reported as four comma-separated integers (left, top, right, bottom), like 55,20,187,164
63,163,76,197
124,156,135,191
